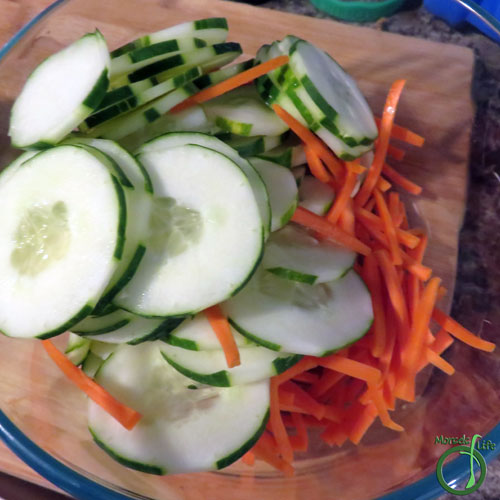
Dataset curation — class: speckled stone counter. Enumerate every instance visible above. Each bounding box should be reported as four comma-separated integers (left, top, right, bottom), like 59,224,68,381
239,1,500,499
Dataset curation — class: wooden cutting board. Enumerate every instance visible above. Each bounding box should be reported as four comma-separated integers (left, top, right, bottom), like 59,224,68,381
0,0,474,496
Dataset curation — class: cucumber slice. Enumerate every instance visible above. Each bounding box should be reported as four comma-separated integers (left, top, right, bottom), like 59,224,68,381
165,314,253,351
9,31,110,149
202,85,289,137
0,151,38,188
115,43,242,86
299,175,335,215
87,85,197,141
192,59,254,90
111,38,208,78
82,352,103,378
256,141,305,168
219,132,288,158
83,67,203,130
0,146,126,338
63,140,153,312
119,105,213,152
159,343,300,387
115,143,264,317
89,342,269,474
222,269,373,356
248,157,298,232
262,224,356,285
74,309,184,345
110,18,228,58
138,132,271,240
65,333,91,365
89,340,117,360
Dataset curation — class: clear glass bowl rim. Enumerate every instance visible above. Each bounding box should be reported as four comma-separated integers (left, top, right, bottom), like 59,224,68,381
0,1,499,499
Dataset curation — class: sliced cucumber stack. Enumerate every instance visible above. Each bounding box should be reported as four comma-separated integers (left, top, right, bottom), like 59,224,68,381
9,31,110,149
165,313,252,351
0,145,125,338
65,333,91,366
262,224,356,284
138,132,271,239
110,18,229,58
115,142,264,317
191,59,254,91
248,157,298,232
89,342,270,474
203,84,289,137
160,343,300,387
256,141,306,169
299,175,335,215
218,132,288,158
222,269,373,356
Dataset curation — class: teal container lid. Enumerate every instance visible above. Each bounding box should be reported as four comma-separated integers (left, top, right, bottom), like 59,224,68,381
309,0,407,23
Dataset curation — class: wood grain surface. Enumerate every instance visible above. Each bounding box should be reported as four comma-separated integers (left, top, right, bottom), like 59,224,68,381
0,0,475,497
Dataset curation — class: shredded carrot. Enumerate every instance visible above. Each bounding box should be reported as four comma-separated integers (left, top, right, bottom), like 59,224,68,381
382,163,423,195
241,451,255,466
253,432,294,476
366,387,403,432
270,379,294,462
431,328,455,354
387,144,406,161
388,192,402,227
426,349,455,375
292,206,371,255
272,104,344,180
355,80,406,207
278,387,296,406
293,371,319,384
373,189,402,265
327,162,359,224
375,117,425,147
274,356,318,385
42,340,141,430
304,144,333,183
290,412,308,451
309,370,345,398
363,253,387,358
203,305,240,368
339,198,356,235
282,381,326,420
376,176,392,192
432,309,496,352
172,55,289,113
349,403,378,444
315,354,381,386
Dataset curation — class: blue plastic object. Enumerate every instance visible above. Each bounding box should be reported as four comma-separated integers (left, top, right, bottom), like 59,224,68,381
424,0,500,43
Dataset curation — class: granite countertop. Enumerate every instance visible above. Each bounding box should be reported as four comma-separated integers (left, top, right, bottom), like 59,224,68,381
256,1,500,499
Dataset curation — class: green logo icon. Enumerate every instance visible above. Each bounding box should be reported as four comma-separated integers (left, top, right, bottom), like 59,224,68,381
436,434,488,496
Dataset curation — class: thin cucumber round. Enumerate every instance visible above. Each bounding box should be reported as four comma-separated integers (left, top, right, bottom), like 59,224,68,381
74,309,184,345
202,85,289,137
165,313,253,351
299,175,335,215
110,18,229,58
111,37,209,78
82,352,103,378
87,85,197,141
219,132,288,158
65,333,91,366
248,157,298,232
82,67,204,130
114,43,242,86
159,343,301,387
89,340,117,361
0,145,125,338
119,105,213,152
115,143,264,317
262,224,356,284
222,269,373,356
88,342,270,474
192,59,254,91
63,140,153,312
138,132,271,239
256,141,305,168
9,31,110,149
0,151,38,187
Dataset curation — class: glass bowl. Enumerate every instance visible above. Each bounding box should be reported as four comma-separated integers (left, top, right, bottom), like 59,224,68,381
0,1,499,499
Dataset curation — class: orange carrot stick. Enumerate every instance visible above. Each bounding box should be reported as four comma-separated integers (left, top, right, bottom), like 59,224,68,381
204,305,240,368
172,56,289,112
376,176,392,193
315,354,382,386
42,340,141,430
373,189,402,265
282,381,327,420
375,117,425,147
293,371,320,384
349,403,378,445
366,386,404,432
327,162,359,224
274,356,318,385
388,192,402,227
253,432,295,476
290,412,308,451
382,164,422,195
339,198,355,235
425,349,455,375
270,378,293,462
272,104,344,180
304,144,333,184
241,451,255,466
387,144,406,161
309,371,345,398
432,309,496,352
291,206,371,255
355,80,406,207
